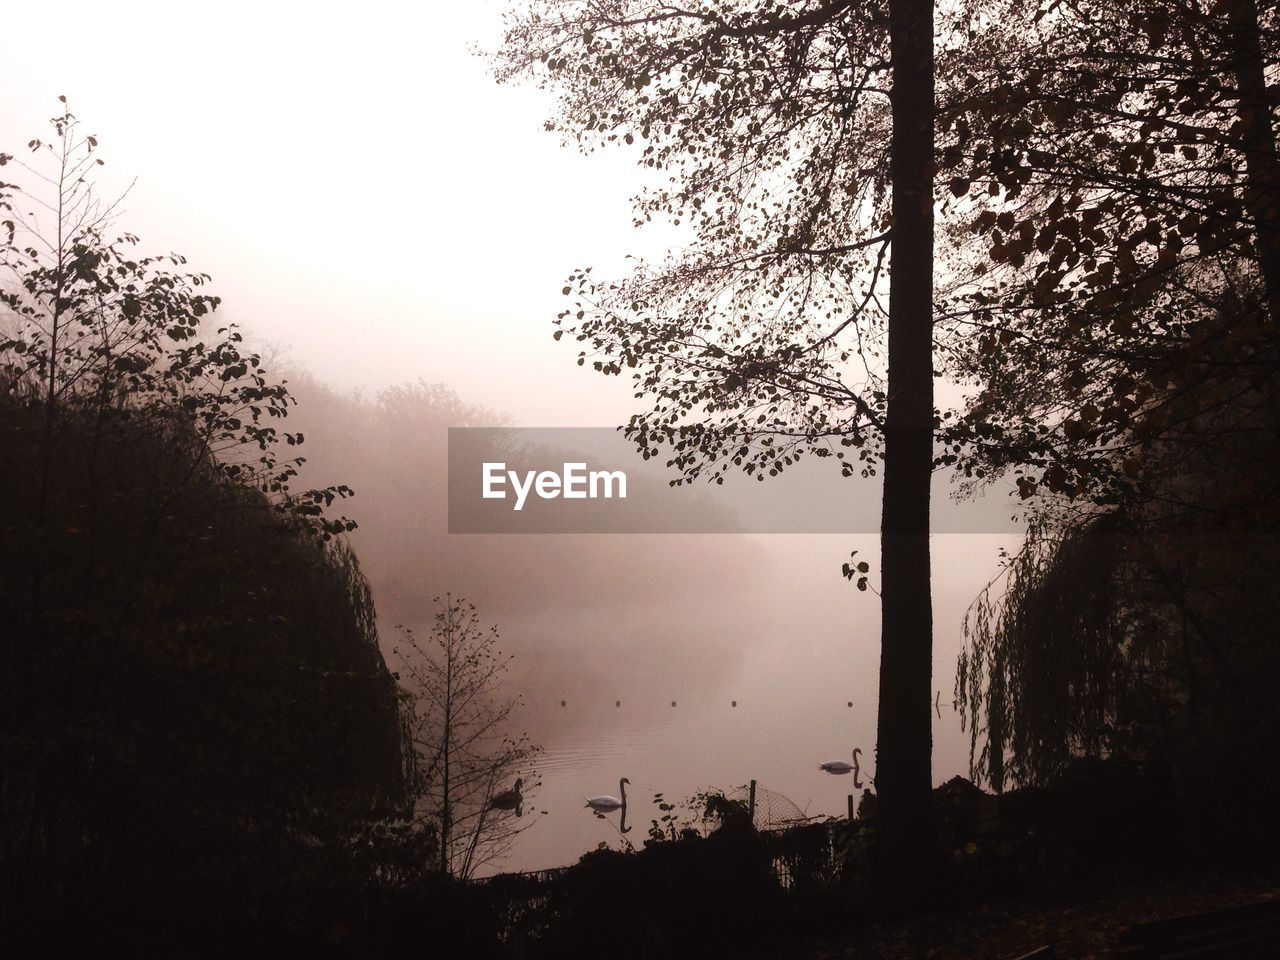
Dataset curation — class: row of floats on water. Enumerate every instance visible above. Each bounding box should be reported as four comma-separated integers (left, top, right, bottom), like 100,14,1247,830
556,699,862,708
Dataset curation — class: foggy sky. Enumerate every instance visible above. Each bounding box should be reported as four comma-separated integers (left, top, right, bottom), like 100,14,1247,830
0,2,663,422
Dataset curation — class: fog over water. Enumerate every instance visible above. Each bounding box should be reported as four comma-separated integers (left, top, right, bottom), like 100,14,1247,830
285,377,1019,872
2,1,1025,873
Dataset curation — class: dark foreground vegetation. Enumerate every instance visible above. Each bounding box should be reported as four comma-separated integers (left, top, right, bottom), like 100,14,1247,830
313,763,1274,958
4,759,1239,957
0,107,415,950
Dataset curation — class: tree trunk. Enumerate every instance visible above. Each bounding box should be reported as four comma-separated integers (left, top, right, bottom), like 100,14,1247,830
876,0,939,897
1225,0,1280,325
440,631,454,875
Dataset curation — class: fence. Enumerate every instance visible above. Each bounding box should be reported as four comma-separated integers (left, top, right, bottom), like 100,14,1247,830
459,779,873,953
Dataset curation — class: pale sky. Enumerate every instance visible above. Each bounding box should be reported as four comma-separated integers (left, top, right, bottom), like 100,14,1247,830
1,0,665,425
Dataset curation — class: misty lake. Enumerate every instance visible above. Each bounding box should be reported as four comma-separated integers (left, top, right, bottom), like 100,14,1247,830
273,379,1025,877
484,534,1019,875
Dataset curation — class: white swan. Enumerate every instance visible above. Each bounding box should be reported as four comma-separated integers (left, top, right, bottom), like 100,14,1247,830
819,747,863,777
490,778,524,817
585,777,629,813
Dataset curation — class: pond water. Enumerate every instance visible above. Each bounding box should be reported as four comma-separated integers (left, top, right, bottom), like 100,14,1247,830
483,534,1020,875
286,380,1025,877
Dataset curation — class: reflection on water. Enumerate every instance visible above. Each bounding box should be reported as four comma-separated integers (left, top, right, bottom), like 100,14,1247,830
538,737,644,775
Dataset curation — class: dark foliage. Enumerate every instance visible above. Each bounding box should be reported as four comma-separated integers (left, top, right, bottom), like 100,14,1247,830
0,392,411,948
477,830,785,957
0,107,410,950
957,287,1280,850
409,768,1206,958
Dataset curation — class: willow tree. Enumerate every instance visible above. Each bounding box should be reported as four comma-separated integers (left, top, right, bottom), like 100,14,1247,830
956,331,1280,822
940,0,1280,801
494,0,940,880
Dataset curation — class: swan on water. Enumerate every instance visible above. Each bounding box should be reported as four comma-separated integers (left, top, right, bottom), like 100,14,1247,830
585,777,629,813
490,778,524,817
819,747,863,778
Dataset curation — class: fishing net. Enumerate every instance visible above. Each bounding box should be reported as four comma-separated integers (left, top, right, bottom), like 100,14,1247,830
723,781,810,832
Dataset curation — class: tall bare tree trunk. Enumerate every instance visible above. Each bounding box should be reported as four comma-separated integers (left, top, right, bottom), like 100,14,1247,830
1226,0,1280,325
876,0,939,895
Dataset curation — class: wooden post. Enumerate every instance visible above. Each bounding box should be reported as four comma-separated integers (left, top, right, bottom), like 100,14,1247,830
748,779,757,827
848,794,855,821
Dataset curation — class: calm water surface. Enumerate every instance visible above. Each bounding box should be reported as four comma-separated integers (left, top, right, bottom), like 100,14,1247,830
484,534,1016,875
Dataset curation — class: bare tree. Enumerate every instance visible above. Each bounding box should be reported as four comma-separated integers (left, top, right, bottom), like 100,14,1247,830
391,596,540,879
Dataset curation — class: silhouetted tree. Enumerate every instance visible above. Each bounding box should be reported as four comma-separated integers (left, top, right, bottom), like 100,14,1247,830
494,0,942,885
0,100,356,540
941,3,1280,825
938,0,1280,504
956,272,1280,838
393,596,540,879
0,104,407,945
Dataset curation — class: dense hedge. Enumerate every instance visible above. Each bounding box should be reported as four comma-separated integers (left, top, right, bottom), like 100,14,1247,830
0,398,410,947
